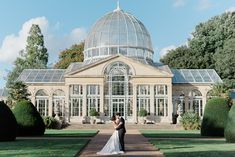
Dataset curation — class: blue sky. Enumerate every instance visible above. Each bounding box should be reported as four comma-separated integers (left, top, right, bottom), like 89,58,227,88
0,0,235,88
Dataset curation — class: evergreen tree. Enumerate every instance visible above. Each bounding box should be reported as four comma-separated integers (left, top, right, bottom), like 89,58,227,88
6,24,48,105
7,81,30,107
26,24,48,68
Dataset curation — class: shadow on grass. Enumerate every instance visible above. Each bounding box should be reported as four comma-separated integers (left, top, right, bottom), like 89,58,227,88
164,151,235,157
0,139,90,157
150,139,235,157
140,130,224,139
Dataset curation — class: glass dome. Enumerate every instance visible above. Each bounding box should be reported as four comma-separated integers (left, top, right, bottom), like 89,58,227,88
84,6,154,64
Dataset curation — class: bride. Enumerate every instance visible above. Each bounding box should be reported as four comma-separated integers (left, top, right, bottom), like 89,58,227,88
97,116,124,155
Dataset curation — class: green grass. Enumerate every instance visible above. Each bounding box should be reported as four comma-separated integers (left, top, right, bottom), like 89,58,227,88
150,139,235,157
140,130,221,138
44,129,98,137
0,139,89,157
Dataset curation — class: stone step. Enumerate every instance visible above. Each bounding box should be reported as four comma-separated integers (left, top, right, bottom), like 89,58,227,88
65,123,183,130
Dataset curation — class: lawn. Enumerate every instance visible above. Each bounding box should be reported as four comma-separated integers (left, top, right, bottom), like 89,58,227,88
140,130,220,138
44,129,98,137
140,130,235,157
0,139,89,157
150,139,235,157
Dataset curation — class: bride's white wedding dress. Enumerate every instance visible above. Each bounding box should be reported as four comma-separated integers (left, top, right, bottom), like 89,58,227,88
97,130,124,155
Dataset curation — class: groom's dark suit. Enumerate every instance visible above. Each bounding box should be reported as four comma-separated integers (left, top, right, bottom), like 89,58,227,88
116,117,126,151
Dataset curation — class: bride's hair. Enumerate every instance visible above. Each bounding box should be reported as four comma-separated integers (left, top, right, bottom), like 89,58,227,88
110,115,116,121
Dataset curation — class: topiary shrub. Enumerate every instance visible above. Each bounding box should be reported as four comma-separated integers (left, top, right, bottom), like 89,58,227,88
89,108,98,117
13,100,45,136
138,108,148,117
224,104,235,143
43,116,60,129
0,101,17,141
201,97,229,136
180,111,201,130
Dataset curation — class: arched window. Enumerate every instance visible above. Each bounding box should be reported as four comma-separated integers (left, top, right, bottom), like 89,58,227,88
35,89,49,116
53,89,65,117
190,89,203,116
104,62,132,119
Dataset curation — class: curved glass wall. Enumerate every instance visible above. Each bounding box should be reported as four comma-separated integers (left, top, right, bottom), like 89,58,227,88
104,62,133,119
84,9,154,63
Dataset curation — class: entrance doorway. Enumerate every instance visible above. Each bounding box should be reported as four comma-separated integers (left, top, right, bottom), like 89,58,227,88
111,98,125,117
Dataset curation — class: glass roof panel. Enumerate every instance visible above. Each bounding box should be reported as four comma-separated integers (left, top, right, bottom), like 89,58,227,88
172,69,222,84
18,69,65,83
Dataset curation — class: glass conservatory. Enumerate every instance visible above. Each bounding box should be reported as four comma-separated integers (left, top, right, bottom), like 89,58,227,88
16,5,223,124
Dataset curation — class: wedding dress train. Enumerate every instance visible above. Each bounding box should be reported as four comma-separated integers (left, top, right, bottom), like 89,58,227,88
97,130,124,155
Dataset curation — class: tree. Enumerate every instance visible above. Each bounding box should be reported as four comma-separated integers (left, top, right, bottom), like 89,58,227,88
54,42,84,69
210,83,230,99
6,24,48,88
189,12,235,69
26,24,48,68
160,46,199,69
6,24,48,106
160,12,235,88
7,81,30,107
214,39,235,87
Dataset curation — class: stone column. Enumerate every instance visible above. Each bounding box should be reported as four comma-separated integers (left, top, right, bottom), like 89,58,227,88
31,94,36,106
150,84,155,115
65,85,70,122
132,84,137,123
48,95,53,117
82,84,87,116
100,83,104,113
168,84,173,123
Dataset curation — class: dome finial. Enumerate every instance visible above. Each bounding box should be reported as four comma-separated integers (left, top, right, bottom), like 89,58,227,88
114,0,121,12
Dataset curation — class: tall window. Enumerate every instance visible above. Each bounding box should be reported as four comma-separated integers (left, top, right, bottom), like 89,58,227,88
190,90,203,116
154,85,168,116
71,98,83,116
35,89,49,116
137,85,150,113
70,85,83,117
87,85,100,116
53,89,65,117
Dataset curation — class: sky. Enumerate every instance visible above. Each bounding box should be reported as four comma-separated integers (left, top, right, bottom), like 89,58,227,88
0,0,235,88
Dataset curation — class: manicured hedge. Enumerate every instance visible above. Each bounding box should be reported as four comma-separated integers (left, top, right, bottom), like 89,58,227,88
224,104,235,143
13,100,45,136
0,101,17,141
201,97,229,136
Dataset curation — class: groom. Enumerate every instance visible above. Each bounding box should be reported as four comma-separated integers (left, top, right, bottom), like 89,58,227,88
115,112,126,152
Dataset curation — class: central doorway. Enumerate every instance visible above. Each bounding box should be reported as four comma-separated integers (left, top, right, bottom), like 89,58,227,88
112,98,125,117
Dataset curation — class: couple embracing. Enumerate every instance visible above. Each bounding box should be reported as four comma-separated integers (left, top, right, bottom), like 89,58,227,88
97,113,126,155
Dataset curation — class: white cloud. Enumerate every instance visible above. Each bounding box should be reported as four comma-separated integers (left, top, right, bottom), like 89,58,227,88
225,6,235,13
173,0,186,7
0,17,87,64
159,45,177,58
197,0,214,11
0,17,48,63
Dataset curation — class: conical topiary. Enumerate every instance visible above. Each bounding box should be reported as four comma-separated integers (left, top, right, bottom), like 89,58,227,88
13,100,45,136
224,104,235,143
201,97,229,136
0,101,17,141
